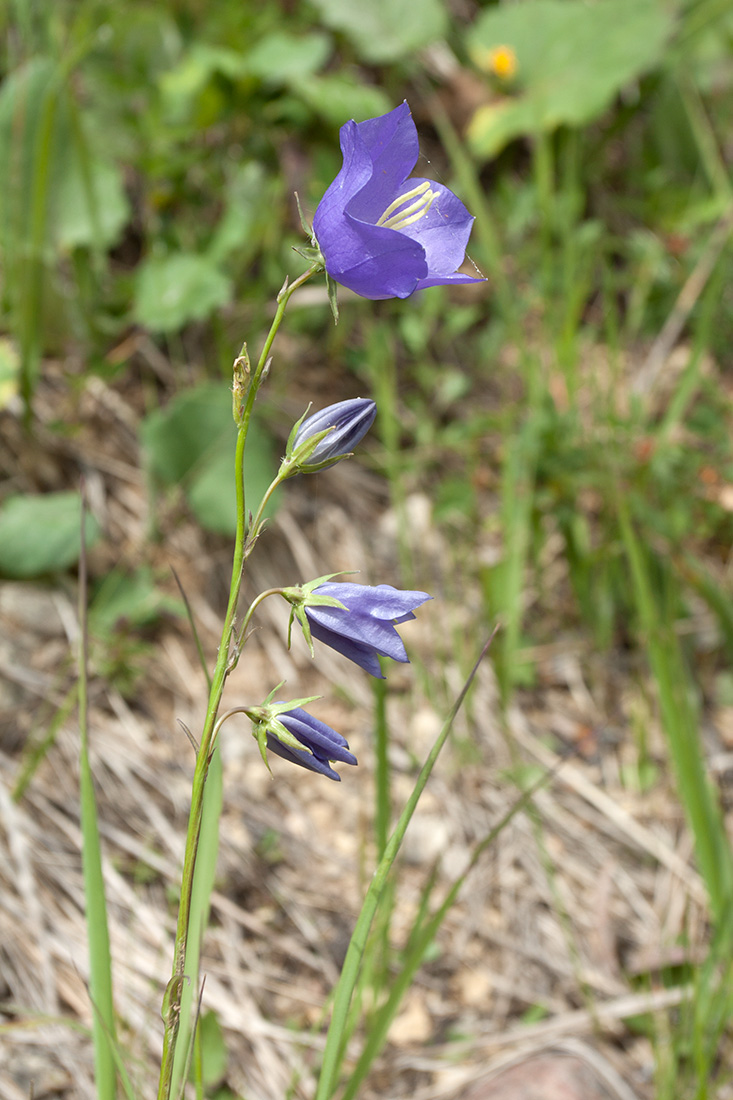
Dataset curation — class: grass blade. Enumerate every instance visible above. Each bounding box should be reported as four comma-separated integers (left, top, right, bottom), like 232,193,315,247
617,495,733,919
170,747,223,1098
78,480,117,1099
340,765,553,1100
314,632,497,1100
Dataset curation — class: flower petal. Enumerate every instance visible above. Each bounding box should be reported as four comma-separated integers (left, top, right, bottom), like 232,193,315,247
313,101,483,301
307,608,410,664
323,214,427,299
344,101,418,223
316,582,431,619
306,618,385,677
292,397,377,466
415,271,485,290
266,734,343,780
399,180,477,275
356,102,417,180
280,707,357,764
313,120,374,239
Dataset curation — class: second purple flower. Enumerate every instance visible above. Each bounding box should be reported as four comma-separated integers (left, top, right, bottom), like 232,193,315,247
287,580,432,678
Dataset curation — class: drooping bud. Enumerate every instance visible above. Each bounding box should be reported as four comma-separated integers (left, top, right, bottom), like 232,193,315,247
245,692,357,781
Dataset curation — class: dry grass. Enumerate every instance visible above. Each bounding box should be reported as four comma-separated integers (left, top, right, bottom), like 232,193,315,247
0,359,725,1100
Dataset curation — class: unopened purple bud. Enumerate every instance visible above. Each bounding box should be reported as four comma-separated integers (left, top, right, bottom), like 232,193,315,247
286,397,377,474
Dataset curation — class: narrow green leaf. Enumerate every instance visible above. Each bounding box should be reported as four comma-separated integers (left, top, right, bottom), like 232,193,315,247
341,769,551,1100
314,634,496,1100
78,486,117,1100
171,748,223,1098
618,497,733,919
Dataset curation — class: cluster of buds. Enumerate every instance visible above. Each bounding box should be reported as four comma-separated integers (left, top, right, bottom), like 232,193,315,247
242,399,430,780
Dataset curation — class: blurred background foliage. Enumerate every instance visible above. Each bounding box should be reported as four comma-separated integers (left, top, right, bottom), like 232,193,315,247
1,0,732,718
2,0,732,762
3,0,733,1093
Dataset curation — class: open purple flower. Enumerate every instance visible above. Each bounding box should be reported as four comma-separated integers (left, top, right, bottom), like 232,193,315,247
283,397,377,476
266,705,357,782
313,101,482,300
301,581,432,678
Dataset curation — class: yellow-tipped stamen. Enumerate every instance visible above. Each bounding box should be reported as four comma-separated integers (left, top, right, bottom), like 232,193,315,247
376,180,438,231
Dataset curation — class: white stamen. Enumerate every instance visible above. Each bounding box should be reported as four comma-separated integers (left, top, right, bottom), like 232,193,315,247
376,181,438,231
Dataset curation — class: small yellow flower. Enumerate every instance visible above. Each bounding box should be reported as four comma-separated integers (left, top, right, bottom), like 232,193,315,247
477,44,518,82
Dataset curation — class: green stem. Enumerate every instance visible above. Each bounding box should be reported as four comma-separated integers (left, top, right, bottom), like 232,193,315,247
156,264,319,1100
373,679,390,859
234,587,284,655
243,470,288,555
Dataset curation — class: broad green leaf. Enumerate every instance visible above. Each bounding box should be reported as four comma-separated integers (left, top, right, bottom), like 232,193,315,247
140,383,277,535
54,156,130,252
245,31,331,84
0,492,100,578
206,162,272,267
90,567,182,634
159,43,249,122
133,253,232,333
297,75,392,126
467,0,673,158
308,0,447,63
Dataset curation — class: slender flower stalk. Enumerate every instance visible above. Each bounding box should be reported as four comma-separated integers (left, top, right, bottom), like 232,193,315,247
156,264,320,1100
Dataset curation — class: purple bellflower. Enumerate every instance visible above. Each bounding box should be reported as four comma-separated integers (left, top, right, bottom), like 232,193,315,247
282,397,377,477
285,578,432,678
247,696,357,782
313,101,482,300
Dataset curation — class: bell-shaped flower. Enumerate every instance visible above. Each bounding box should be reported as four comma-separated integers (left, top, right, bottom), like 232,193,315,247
284,578,432,678
313,101,483,300
281,397,377,477
247,695,357,782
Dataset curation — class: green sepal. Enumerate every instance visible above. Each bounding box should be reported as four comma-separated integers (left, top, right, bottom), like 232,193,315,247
294,191,312,238
253,723,273,775
283,571,354,603
293,244,324,267
281,573,354,655
291,602,313,655
268,717,314,755
250,693,324,769
279,420,350,480
285,404,313,456
326,272,339,324
266,694,322,716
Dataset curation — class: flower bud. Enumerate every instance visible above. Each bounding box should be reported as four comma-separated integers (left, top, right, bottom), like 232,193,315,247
246,695,357,781
282,398,377,477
